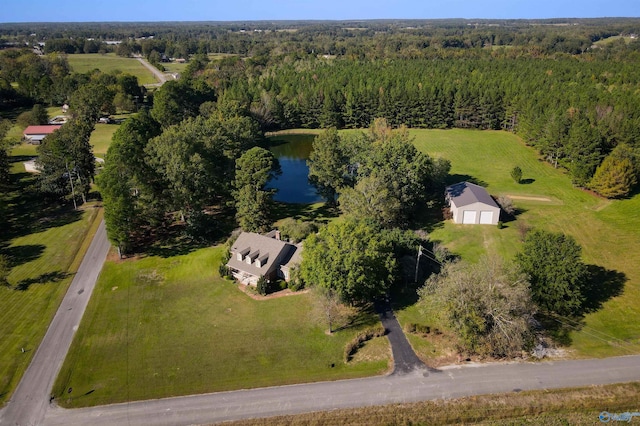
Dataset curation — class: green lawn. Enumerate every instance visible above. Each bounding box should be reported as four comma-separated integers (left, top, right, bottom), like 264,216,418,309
66,53,158,85
161,61,189,74
0,160,102,406
90,123,120,158
403,129,640,358
53,246,389,408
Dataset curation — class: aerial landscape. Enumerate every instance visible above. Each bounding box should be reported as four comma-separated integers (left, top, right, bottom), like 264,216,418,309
1,0,640,425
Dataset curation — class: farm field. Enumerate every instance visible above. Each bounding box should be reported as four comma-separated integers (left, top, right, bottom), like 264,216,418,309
90,123,120,158
400,128,640,359
66,53,158,85
0,160,102,406
53,246,389,408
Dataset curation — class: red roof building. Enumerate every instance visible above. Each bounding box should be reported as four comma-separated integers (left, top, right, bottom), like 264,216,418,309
23,125,62,144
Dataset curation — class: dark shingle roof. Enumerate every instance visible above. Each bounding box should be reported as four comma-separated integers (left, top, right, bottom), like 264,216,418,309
446,182,498,208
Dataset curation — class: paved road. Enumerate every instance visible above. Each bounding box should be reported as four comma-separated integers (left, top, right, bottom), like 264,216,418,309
0,220,110,426
135,57,168,85
43,354,640,426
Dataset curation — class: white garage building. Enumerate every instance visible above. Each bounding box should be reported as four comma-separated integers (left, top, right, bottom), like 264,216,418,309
445,182,501,225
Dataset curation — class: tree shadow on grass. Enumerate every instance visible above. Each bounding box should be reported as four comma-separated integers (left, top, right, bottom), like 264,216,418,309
0,244,46,268
581,265,626,314
1,170,83,242
15,271,71,291
142,208,238,258
271,201,339,224
334,304,379,333
539,264,626,347
445,173,488,188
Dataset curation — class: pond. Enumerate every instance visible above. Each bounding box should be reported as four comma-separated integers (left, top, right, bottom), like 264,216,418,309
266,134,324,204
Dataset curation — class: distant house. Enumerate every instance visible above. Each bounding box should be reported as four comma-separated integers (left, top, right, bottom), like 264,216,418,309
445,182,500,225
226,231,302,286
22,125,62,145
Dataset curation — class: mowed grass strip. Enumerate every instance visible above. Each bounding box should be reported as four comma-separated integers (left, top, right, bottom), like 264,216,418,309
0,162,102,405
403,128,640,358
54,247,389,408
225,381,640,426
66,53,158,85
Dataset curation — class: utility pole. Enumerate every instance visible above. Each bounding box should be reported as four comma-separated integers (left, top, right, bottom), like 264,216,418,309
414,245,423,283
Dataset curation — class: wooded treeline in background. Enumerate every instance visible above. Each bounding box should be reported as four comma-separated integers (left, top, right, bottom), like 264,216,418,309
2,18,640,196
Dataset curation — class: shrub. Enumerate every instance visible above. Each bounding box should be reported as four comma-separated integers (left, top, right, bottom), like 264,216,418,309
497,221,504,229
344,326,387,362
256,275,268,295
405,323,431,335
288,279,305,291
279,218,317,243
511,166,523,184
218,263,231,279
496,195,515,216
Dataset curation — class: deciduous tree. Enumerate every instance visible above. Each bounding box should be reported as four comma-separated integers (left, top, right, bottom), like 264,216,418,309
234,147,279,232
300,218,396,304
307,127,347,203
419,255,534,357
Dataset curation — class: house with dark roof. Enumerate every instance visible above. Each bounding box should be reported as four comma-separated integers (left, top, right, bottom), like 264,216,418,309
445,182,500,225
22,125,62,145
226,231,302,285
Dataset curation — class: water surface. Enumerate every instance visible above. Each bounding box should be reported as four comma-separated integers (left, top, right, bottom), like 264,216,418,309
266,134,324,204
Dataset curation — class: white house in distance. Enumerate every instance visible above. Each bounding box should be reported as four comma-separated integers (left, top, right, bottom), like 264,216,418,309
226,231,301,286
22,125,62,145
445,181,501,225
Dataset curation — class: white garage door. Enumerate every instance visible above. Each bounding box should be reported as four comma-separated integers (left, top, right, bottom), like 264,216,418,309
479,211,494,224
462,210,477,224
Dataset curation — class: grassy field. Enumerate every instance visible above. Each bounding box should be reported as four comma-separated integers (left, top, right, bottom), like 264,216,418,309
226,381,640,425
0,159,103,406
90,123,120,158
53,246,389,407
399,129,640,359
66,53,158,85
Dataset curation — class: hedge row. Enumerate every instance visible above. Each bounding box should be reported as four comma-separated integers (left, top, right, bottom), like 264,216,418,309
344,326,387,362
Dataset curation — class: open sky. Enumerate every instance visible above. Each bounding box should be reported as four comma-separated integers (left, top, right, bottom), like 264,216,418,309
2,0,638,22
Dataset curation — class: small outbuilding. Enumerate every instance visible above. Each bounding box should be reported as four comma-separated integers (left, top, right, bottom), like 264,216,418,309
445,182,501,225
23,125,62,145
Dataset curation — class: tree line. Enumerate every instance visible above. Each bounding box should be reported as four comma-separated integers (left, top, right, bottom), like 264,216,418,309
208,55,640,197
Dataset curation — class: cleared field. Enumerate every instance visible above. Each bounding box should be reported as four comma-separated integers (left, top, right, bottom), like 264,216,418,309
0,161,102,406
66,54,158,85
401,129,640,359
90,123,119,158
53,246,389,408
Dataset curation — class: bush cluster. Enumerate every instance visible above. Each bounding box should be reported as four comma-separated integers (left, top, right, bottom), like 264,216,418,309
405,323,431,335
344,326,387,362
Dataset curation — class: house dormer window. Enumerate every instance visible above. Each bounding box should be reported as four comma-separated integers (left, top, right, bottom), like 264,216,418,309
237,247,250,261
